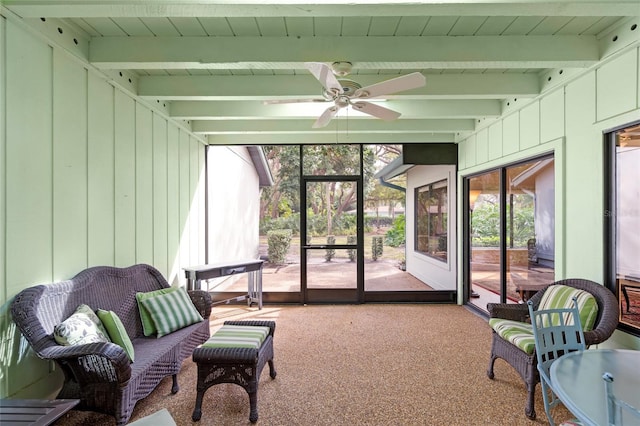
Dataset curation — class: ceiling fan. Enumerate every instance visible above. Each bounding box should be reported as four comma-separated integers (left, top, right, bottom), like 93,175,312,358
264,62,426,128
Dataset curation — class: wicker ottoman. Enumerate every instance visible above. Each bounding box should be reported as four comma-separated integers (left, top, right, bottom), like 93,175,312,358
191,320,276,423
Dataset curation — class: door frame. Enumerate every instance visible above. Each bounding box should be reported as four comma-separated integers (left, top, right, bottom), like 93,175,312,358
300,145,364,304
464,153,556,310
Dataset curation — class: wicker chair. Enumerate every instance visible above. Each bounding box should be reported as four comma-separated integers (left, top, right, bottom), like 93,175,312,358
486,278,619,420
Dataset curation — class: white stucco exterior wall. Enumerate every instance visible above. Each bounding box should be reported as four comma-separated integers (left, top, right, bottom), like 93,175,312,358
406,165,457,291
207,146,261,264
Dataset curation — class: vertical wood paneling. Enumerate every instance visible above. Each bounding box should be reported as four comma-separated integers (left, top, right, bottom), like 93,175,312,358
540,89,565,143
457,142,466,170
502,113,520,155
488,121,503,159
4,20,53,395
2,20,213,400
152,114,168,276
5,21,53,291
87,74,115,266
476,128,489,164
565,72,602,278
114,90,136,267
135,103,153,264
596,50,638,121
0,16,6,304
178,129,191,283
189,137,200,265
167,124,180,285
198,143,206,264
464,135,477,167
519,101,540,150
52,51,88,279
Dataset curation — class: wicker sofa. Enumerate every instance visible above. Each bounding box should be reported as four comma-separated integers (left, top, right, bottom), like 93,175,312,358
10,264,212,426
486,278,619,420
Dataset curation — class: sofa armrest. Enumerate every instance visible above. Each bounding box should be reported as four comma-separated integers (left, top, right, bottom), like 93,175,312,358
40,342,131,384
188,290,212,319
487,302,530,322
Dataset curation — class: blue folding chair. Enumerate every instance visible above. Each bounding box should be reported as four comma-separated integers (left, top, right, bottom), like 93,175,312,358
527,298,586,426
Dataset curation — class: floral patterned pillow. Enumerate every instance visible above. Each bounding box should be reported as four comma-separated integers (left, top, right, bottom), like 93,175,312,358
54,304,111,346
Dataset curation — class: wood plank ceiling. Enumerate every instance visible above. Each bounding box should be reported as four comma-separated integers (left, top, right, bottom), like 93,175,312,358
3,1,639,145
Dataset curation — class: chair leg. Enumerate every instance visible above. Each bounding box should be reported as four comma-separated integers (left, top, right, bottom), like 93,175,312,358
192,389,205,421
487,353,497,379
268,359,277,379
248,389,259,423
540,383,556,426
525,382,537,420
171,374,179,394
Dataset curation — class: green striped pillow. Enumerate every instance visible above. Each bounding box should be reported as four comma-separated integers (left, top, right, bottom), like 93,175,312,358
140,288,204,338
202,325,270,349
538,285,599,331
489,318,535,354
136,287,179,336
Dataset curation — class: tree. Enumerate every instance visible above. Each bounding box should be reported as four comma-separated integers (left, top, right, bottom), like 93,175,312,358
260,145,383,236
260,145,300,220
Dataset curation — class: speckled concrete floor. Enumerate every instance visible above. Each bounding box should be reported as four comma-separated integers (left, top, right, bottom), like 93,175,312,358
56,304,573,426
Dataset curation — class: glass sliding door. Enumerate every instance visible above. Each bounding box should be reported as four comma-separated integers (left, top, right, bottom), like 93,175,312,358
467,155,555,311
506,159,555,303
605,122,640,335
468,170,502,307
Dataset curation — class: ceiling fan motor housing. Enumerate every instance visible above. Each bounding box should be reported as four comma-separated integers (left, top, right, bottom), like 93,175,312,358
323,79,362,99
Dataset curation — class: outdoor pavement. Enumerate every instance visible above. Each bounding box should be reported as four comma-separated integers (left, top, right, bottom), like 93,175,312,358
214,259,434,292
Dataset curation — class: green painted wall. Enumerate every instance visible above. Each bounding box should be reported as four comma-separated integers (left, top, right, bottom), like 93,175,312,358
0,16,207,397
458,36,640,348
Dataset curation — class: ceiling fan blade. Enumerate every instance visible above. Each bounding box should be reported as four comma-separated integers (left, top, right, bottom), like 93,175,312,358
312,106,339,128
263,98,327,105
351,101,401,121
354,72,426,99
305,62,343,95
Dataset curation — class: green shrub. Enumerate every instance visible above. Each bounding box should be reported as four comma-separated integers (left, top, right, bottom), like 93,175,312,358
347,235,357,262
267,229,292,265
325,235,336,262
385,214,406,247
372,236,384,261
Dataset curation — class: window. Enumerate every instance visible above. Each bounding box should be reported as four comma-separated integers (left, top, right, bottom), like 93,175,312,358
415,179,448,262
606,121,640,335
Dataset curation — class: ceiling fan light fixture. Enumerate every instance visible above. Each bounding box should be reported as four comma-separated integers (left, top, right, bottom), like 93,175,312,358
331,61,353,77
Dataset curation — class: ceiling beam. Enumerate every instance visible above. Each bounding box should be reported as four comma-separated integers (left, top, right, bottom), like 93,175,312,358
138,74,540,100
206,132,457,145
90,36,599,70
191,119,476,134
5,1,638,18
170,99,502,120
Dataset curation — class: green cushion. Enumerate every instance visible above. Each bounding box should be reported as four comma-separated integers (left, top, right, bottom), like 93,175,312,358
140,288,203,338
489,318,535,355
54,304,111,346
202,325,270,349
538,285,599,331
97,309,135,362
136,287,179,336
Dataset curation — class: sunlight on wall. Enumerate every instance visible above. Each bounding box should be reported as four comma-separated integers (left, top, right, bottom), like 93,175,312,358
204,146,261,288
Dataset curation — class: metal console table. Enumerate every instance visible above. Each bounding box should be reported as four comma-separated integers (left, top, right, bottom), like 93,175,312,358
184,259,264,309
